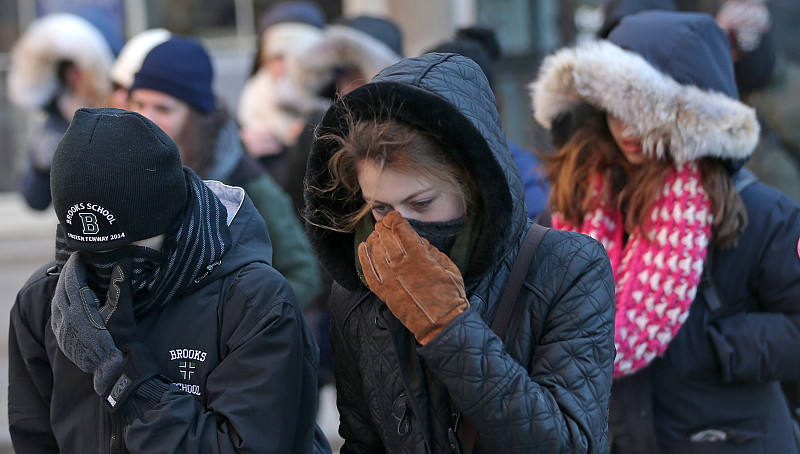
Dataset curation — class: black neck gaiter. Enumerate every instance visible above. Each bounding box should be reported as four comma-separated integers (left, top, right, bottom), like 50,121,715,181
406,216,465,255
80,245,165,302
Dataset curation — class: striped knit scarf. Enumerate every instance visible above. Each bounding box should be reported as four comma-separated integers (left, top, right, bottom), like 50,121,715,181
55,168,232,318
553,163,712,378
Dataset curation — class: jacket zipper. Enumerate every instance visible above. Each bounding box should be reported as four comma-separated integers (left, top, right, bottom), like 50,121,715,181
102,401,125,454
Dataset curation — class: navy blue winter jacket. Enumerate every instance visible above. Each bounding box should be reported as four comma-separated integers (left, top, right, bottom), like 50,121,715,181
9,183,321,453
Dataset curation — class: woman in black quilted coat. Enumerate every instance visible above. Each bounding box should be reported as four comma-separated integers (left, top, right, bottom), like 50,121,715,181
303,52,616,453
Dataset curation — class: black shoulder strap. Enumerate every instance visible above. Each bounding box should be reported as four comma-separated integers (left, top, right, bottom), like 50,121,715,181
458,223,550,454
491,223,550,340
700,249,722,311
701,167,758,312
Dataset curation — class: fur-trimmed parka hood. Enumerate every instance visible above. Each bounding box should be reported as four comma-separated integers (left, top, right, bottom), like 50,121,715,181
305,53,527,292
281,20,403,116
531,11,759,171
9,13,115,109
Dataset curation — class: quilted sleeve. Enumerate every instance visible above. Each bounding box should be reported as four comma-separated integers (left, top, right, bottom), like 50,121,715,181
330,290,387,454
418,232,615,453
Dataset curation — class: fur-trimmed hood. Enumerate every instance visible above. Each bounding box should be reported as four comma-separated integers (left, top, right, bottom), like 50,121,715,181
281,23,403,116
531,11,759,169
236,68,306,147
305,53,526,292
9,13,114,109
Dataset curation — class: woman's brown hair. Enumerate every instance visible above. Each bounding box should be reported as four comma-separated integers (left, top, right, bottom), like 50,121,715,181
174,101,229,178
310,116,476,233
543,109,746,248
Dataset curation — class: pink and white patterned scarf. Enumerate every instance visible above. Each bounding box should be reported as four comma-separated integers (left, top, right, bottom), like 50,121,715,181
553,163,713,378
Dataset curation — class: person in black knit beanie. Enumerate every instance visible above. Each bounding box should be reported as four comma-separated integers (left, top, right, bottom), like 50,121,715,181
9,107,329,453
51,108,187,251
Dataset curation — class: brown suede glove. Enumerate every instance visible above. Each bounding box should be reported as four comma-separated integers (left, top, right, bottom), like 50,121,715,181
358,211,469,345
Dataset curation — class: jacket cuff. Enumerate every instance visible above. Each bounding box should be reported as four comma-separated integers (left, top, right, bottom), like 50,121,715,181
118,377,171,425
418,306,480,353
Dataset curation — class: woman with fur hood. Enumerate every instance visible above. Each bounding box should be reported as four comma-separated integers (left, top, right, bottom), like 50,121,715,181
304,52,615,453
8,12,120,210
530,10,800,453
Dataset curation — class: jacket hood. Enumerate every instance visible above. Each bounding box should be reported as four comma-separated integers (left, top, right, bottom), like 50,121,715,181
282,22,403,116
531,11,759,171
188,180,273,290
9,13,114,109
237,69,306,147
305,52,527,291
598,0,676,38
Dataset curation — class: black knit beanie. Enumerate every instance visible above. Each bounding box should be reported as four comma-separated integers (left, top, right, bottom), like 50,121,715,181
51,107,187,252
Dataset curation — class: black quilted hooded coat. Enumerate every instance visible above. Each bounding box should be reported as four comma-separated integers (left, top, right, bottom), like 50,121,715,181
304,53,616,453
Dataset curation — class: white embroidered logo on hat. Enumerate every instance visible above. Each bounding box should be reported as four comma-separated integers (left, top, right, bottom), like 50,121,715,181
63,201,125,244
79,213,100,235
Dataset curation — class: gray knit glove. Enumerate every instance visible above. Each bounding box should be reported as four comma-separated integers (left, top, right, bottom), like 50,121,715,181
51,252,125,395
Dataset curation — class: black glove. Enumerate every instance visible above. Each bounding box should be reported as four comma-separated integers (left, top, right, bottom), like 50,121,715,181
100,257,160,411
51,254,160,412
51,253,125,396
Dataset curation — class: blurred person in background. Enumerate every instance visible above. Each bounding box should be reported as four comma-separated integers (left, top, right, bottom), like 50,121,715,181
531,10,800,453
281,14,404,210
279,14,404,389
426,26,550,220
7,11,122,211
715,0,800,202
237,0,326,178
129,36,322,308
108,28,172,110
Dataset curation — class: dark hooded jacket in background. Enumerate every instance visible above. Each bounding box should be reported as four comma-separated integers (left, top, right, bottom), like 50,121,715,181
598,0,677,38
304,53,615,453
9,183,322,453
425,27,550,220
196,116,322,308
532,11,800,454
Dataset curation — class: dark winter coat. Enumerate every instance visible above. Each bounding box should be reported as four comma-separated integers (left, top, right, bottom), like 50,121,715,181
509,141,549,220
621,178,800,454
9,182,321,453
18,103,68,211
532,11,800,454
304,53,616,453
207,120,322,308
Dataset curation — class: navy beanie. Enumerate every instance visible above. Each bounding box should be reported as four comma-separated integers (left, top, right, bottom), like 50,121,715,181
131,37,215,112
259,1,326,33
426,27,499,88
341,16,404,58
51,108,187,252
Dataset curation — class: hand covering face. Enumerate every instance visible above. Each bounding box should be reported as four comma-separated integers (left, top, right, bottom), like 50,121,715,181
51,253,160,410
358,211,469,344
